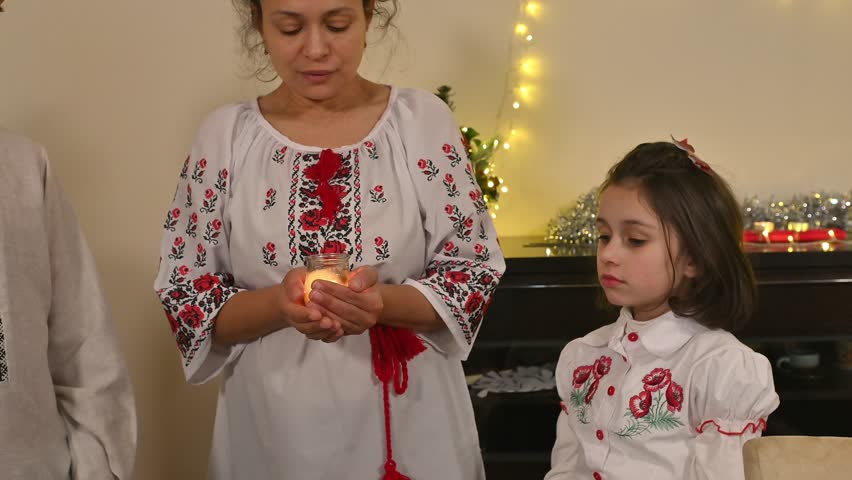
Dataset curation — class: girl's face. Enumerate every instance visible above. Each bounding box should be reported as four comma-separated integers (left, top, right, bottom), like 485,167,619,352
258,0,371,102
595,183,697,321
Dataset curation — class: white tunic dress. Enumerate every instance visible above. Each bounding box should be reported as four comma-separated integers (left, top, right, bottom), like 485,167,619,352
545,308,780,480
154,88,505,480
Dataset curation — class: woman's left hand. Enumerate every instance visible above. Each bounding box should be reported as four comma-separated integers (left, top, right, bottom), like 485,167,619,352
306,265,384,336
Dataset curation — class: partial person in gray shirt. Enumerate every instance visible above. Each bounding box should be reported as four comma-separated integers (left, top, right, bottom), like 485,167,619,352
0,51,137,479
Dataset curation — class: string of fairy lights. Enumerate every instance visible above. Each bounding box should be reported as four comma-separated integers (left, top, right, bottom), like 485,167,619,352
484,0,543,220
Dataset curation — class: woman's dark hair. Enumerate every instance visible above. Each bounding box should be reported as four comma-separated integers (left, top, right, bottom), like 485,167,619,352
600,141,757,331
233,0,399,78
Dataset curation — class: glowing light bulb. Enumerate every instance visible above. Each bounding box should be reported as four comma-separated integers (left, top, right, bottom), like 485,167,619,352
515,24,528,35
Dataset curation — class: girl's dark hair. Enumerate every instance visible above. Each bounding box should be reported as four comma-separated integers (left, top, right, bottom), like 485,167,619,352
233,0,399,78
601,141,757,331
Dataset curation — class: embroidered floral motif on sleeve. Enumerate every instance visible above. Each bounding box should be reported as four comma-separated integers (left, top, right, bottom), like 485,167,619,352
185,184,193,208
169,236,186,260
200,188,219,214
179,155,190,180
569,356,613,424
191,158,207,183
443,241,460,257
203,218,223,245
419,259,502,344
474,243,491,262
442,143,463,168
215,168,229,194
469,189,488,215
164,208,180,232
616,367,685,438
444,204,474,242
443,173,460,197
194,243,207,268
416,158,440,181
159,270,240,365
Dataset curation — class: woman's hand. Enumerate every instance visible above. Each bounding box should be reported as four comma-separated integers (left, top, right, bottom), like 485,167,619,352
281,267,344,343
306,265,383,336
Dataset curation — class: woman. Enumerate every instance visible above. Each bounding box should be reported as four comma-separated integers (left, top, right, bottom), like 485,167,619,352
153,1,504,478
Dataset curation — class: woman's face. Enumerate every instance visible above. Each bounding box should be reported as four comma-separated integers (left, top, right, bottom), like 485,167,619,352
258,0,371,102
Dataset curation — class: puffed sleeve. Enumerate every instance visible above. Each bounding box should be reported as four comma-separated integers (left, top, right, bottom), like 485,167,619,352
398,90,506,359
686,347,780,480
544,343,584,479
43,150,137,479
153,105,247,384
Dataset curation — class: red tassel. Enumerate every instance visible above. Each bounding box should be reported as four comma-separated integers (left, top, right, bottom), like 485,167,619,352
370,325,426,480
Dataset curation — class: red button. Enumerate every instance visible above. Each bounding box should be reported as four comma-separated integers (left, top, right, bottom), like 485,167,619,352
593,473,602,480
607,386,615,396
596,429,604,440
627,332,639,342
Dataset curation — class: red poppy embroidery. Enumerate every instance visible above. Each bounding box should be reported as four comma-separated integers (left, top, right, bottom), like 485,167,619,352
594,356,612,379
568,356,613,424
642,368,671,392
573,365,593,388
666,380,684,412
617,367,684,438
629,390,652,419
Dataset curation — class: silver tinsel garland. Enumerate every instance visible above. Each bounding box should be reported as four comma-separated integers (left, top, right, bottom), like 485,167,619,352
742,191,851,231
545,188,598,244
546,189,851,246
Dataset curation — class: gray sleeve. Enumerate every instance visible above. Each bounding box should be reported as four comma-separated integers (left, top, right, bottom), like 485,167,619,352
43,151,138,480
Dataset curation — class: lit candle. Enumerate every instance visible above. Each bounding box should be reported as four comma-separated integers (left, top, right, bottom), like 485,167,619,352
303,253,350,304
787,221,810,233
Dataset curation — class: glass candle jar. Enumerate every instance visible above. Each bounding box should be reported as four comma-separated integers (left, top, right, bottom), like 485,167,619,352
304,253,350,304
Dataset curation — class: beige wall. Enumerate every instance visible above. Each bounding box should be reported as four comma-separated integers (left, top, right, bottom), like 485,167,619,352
1,0,850,478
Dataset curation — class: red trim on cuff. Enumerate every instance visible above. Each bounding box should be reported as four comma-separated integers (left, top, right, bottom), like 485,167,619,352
695,418,767,436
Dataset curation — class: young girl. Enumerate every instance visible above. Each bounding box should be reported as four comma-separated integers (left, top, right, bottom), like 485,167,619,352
544,138,779,480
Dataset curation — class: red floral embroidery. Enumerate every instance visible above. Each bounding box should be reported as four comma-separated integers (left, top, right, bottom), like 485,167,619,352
321,240,348,254
446,271,471,283
178,304,205,329
594,356,612,379
374,236,390,261
573,365,593,388
264,188,278,211
192,273,220,293
617,367,685,438
443,241,460,257
304,149,344,222
464,291,484,314
629,390,652,418
666,380,684,412
585,380,600,404
642,368,671,392
262,242,279,267
568,356,613,424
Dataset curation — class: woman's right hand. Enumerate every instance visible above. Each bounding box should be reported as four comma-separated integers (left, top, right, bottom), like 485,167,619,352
280,267,344,343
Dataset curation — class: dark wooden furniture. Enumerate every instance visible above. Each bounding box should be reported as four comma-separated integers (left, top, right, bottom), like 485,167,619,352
465,236,852,480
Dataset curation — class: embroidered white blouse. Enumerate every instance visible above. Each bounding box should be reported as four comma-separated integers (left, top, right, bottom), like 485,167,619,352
154,87,505,480
544,308,779,480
